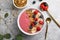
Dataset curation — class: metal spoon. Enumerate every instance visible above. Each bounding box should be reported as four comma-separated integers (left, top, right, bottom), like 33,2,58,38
45,18,51,40
40,2,60,28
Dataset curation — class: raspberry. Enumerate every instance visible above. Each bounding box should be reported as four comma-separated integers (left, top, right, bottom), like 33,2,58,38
36,27,41,31
40,4,45,10
34,10,39,15
44,6,48,11
31,22,35,26
39,20,44,25
34,18,38,21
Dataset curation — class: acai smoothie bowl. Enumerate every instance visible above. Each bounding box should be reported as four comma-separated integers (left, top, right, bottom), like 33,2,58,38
17,8,44,35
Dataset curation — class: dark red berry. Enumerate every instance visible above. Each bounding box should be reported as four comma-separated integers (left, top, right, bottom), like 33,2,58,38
40,4,45,10
34,10,39,15
34,18,38,21
36,27,41,31
44,6,48,11
31,23,35,26
39,20,44,25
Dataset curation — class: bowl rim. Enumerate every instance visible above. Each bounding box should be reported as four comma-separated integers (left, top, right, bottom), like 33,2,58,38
13,0,28,9
17,7,44,35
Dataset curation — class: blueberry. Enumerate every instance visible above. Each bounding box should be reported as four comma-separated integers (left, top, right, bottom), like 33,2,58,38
43,2,48,6
32,1,36,4
39,0,42,1
39,15,43,18
34,21,37,25
29,25,32,29
32,15,36,18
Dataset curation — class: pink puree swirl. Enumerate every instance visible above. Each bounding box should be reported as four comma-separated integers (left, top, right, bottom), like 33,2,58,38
19,12,30,32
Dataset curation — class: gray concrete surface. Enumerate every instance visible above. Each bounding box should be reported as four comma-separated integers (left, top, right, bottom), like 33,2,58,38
0,0,60,40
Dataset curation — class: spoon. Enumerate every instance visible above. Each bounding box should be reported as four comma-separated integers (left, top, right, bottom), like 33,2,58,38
40,2,60,28
45,18,51,40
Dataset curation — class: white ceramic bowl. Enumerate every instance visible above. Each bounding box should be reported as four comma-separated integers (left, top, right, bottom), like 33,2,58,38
13,0,28,9
17,8,44,35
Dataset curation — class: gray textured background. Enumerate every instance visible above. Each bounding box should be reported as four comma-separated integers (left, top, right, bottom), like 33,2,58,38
0,0,60,40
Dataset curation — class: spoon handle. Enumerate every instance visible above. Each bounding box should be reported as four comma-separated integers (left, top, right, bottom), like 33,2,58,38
46,10,60,28
45,23,48,40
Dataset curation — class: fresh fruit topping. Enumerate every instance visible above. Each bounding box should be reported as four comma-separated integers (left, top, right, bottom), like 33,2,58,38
32,14,36,18
39,15,43,18
34,18,38,21
34,10,39,15
29,25,33,29
34,21,37,25
36,27,41,31
31,22,35,26
31,27,36,33
32,1,36,4
39,20,44,25
40,2,48,11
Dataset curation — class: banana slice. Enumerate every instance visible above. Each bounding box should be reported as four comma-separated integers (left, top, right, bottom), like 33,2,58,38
31,27,36,33
36,13,41,18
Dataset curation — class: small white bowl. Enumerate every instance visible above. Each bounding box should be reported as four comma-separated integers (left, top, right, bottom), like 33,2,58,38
13,0,28,9
17,7,44,35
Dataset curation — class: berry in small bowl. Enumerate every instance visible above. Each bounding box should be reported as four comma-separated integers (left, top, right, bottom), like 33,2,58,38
40,2,48,11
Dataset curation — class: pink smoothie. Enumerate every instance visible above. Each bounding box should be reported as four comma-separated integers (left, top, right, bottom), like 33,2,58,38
19,12,30,32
